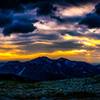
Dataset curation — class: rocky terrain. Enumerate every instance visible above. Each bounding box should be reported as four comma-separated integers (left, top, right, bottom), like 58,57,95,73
0,75,100,100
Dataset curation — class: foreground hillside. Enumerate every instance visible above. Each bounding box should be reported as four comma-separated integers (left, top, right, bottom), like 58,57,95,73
0,75,100,100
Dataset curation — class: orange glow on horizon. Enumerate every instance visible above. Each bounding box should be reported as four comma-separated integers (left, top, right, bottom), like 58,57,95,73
0,49,99,63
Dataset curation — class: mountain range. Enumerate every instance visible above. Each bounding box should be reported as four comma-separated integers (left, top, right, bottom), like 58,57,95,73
0,57,100,81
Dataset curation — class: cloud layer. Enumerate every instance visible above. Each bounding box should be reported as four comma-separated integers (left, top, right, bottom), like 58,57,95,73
0,0,100,63
80,2,100,28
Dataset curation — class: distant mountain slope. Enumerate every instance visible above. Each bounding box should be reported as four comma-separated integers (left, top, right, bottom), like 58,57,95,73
0,57,100,81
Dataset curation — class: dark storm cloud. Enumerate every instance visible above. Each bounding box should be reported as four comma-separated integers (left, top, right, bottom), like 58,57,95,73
0,0,35,10
20,40,83,53
79,13,100,28
3,21,36,36
21,40,96,54
37,34,60,40
95,2,100,15
0,0,98,36
12,13,37,23
0,0,96,12
51,16,82,24
49,41,83,50
18,33,61,41
0,12,11,27
36,2,57,15
50,40,95,51
54,0,97,4
60,29,100,39
12,40,35,46
0,11,37,27
79,2,100,28
36,0,98,16
59,30,82,36
0,11,37,36
0,1,38,36
31,33,60,40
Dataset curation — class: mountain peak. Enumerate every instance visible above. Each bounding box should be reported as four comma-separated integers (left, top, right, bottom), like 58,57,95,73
57,58,70,62
30,57,52,64
34,56,51,61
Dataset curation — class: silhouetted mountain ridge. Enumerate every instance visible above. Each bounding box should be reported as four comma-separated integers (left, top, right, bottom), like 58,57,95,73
0,57,100,81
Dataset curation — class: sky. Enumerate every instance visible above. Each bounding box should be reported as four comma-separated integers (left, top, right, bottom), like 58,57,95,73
0,0,100,63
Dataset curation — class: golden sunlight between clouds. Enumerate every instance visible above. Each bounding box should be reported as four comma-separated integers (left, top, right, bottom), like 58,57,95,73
63,34,100,47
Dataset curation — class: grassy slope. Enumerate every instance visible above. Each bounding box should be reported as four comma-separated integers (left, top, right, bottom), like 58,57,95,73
0,76,100,100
